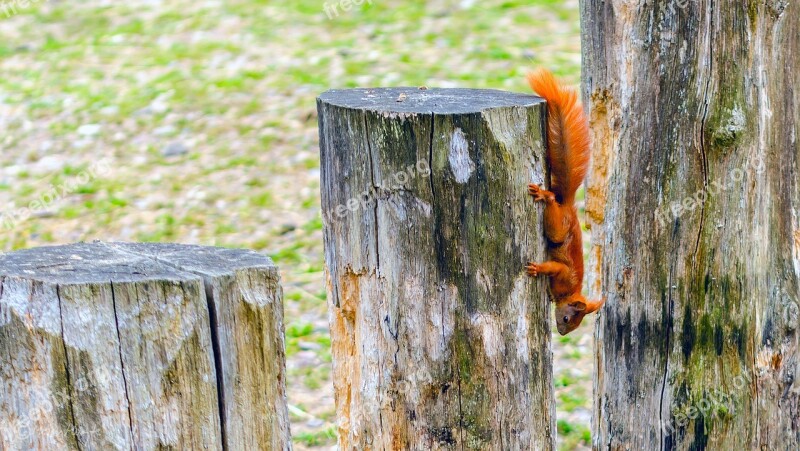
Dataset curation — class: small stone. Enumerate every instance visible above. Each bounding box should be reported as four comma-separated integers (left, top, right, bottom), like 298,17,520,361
278,224,296,235
73,139,92,149
162,142,189,157
31,210,55,219
39,140,54,152
35,155,64,172
5,165,23,176
77,124,102,136
149,100,169,114
306,419,324,428
100,105,119,116
154,125,177,136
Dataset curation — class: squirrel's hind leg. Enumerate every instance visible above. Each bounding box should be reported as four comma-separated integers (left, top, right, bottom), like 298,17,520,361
526,261,570,278
528,184,570,243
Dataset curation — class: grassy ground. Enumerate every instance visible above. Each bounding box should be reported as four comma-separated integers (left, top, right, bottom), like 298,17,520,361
0,0,591,449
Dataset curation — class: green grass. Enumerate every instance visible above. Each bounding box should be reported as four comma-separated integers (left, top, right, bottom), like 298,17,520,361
293,426,337,447
0,0,586,448
558,387,588,413
558,419,592,450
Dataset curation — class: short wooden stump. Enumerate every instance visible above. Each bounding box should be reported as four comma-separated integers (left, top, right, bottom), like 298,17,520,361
0,242,290,450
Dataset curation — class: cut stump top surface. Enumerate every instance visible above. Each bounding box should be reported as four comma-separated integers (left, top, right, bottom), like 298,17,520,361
318,87,543,114
0,241,276,284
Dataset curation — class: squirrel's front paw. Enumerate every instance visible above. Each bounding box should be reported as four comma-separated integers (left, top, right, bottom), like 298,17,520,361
528,183,546,201
526,262,540,277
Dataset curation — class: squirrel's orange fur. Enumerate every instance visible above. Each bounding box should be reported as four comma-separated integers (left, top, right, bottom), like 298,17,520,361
525,69,604,335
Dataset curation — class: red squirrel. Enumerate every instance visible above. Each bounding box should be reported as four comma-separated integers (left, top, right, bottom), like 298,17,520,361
525,69,605,335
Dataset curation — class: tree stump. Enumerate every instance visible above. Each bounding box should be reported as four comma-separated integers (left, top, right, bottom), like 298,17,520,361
318,88,555,450
0,242,291,450
581,1,800,448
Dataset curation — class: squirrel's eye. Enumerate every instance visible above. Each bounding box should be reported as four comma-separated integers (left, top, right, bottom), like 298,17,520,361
562,316,569,323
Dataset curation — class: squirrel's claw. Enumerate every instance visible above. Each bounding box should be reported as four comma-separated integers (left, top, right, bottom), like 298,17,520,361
528,183,543,200
526,262,539,277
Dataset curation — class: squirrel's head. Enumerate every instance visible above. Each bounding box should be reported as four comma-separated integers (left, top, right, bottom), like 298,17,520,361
555,294,604,335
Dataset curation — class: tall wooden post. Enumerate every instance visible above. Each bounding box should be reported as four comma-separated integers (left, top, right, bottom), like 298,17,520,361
318,88,555,450
581,1,799,448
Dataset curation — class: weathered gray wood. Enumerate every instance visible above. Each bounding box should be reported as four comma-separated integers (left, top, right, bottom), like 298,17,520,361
318,88,555,450
581,1,799,448
111,242,291,450
0,242,291,450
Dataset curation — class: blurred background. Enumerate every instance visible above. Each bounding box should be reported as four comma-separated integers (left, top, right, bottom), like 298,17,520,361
0,0,592,449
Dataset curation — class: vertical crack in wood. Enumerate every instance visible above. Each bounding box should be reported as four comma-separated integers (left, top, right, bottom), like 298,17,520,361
427,110,464,448
428,112,437,209
429,114,444,416
428,111,458,447
55,284,82,451
496,348,504,451
694,2,715,258
659,262,676,450
0,276,4,318
364,112,381,272
200,279,228,451
101,242,278,449
110,280,135,451
751,324,758,444
361,110,384,437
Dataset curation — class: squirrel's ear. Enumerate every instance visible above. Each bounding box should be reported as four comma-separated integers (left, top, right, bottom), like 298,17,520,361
584,297,606,314
570,301,586,312
569,294,586,313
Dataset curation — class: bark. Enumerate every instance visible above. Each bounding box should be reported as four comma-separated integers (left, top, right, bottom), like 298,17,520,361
0,242,290,450
318,88,555,450
580,0,799,448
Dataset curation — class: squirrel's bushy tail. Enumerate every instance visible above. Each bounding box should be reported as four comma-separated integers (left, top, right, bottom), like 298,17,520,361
527,69,590,204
